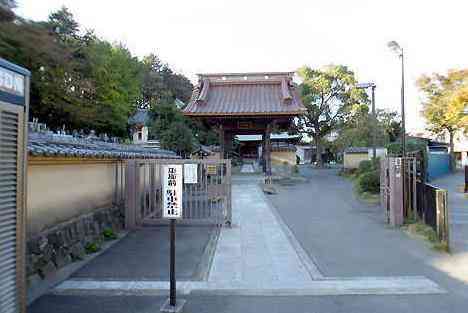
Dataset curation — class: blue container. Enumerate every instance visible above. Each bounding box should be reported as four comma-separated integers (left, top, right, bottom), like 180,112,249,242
427,152,451,181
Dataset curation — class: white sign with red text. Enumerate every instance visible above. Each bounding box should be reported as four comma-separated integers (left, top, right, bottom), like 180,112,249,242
162,165,183,219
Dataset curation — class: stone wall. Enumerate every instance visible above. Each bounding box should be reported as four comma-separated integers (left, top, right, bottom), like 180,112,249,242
26,206,124,285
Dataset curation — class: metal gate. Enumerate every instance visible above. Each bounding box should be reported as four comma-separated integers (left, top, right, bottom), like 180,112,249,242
125,159,231,227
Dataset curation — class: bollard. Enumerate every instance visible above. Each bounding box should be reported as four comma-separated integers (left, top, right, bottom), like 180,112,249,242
465,165,467,193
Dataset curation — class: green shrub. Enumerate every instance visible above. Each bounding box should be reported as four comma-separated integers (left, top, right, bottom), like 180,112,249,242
371,157,381,171
103,228,117,240
357,170,380,194
85,242,101,254
358,160,373,174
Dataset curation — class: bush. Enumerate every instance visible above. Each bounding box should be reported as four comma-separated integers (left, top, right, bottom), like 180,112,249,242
85,242,101,254
357,170,380,194
358,160,373,174
103,228,117,240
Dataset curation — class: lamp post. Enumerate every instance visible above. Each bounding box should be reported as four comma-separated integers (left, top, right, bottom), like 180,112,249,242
357,82,377,159
388,40,407,215
387,41,406,158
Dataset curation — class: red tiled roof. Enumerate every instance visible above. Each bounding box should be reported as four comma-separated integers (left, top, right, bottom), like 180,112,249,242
183,74,305,117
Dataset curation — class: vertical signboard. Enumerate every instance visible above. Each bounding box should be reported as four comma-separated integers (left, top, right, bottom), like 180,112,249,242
184,164,198,184
160,164,186,312
162,164,183,219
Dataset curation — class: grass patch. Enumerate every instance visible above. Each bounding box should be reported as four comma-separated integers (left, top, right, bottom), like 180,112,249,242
358,191,380,205
404,222,449,253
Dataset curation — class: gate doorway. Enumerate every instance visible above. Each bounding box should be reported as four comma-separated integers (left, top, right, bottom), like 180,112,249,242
125,159,232,228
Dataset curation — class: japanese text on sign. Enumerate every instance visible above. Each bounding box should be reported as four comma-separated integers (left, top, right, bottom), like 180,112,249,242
162,165,183,219
0,67,24,96
184,164,198,184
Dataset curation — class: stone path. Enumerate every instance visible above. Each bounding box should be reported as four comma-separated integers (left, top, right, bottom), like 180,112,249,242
208,182,321,283
240,164,255,173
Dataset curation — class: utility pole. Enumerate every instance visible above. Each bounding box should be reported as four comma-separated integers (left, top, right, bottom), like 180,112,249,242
388,41,407,216
371,85,377,160
356,82,377,159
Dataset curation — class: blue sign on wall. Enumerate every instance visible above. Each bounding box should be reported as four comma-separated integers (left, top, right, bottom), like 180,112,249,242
0,58,30,106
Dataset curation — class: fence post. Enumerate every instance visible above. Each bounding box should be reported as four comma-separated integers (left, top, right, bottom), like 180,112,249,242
125,160,137,229
436,189,449,247
225,159,232,226
465,165,468,193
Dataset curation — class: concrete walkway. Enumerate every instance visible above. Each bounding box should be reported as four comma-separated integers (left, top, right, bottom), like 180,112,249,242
208,180,321,284
240,164,255,173
431,171,468,254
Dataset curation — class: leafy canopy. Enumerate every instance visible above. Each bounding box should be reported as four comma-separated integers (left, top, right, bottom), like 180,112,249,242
297,65,367,164
417,69,468,136
0,5,194,139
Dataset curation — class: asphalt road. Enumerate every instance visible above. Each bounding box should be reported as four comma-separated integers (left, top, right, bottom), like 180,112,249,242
265,167,468,312
29,294,468,313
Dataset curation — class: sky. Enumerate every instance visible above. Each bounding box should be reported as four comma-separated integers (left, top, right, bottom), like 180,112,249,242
15,0,468,132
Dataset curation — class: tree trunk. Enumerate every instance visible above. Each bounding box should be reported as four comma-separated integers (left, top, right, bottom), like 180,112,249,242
314,135,323,167
449,130,455,172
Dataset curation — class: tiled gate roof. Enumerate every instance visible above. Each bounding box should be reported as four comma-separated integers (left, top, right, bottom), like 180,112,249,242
183,72,306,117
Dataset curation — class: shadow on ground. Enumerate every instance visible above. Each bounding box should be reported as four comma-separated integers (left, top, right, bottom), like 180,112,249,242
72,226,216,281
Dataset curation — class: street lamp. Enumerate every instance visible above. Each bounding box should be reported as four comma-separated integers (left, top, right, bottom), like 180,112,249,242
356,82,377,159
388,40,407,215
387,41,406,158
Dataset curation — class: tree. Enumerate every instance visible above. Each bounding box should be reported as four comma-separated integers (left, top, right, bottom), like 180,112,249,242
417,69,468,170
0,0,16,22
48,6,80,42
298,65,367,166
160,121,194,157
1,5,197,143
334,107,401,152
140,54,193,106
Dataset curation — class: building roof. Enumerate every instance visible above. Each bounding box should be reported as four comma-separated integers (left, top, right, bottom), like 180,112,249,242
271,142,297,152
174,98,186,109
236,132,300,142
128,109,150,126
183,72,306,117
28,133,178,159
344,147,369,154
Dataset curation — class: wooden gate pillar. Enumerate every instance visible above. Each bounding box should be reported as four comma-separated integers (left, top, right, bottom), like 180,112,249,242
265,123,272,180
224,131,233,159
218,124,225,159
125,160,139,228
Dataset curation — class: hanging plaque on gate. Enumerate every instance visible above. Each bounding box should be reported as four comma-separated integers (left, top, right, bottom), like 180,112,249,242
163,165,183,219
206,164,217,175
184,164,198,184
